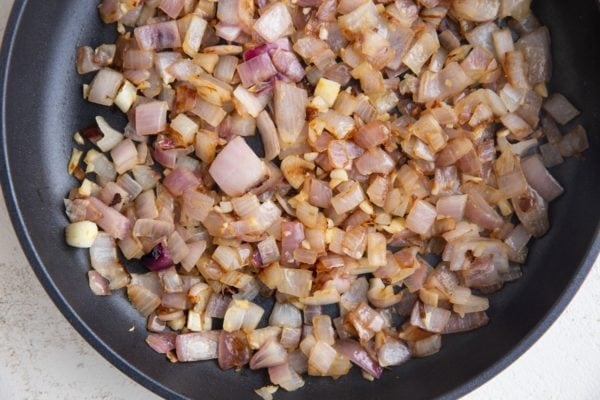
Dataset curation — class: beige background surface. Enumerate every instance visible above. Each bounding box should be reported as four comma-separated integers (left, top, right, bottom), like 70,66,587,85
0,1,599,399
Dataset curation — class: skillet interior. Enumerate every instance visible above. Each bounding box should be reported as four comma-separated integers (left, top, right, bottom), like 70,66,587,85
1,1,599,399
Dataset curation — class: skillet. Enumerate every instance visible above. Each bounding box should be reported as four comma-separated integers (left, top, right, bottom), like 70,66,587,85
1,1,599,399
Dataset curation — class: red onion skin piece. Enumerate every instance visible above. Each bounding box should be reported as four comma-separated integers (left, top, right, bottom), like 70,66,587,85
334,339,383,379
142,244,174,272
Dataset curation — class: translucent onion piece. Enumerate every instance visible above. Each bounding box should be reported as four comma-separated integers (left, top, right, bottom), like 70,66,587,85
209,137,267,197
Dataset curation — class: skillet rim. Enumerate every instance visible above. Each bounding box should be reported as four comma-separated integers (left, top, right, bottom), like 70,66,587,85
1,2,599,399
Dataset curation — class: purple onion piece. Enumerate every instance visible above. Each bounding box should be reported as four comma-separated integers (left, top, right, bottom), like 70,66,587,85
334,339,383,379
142,243,174,271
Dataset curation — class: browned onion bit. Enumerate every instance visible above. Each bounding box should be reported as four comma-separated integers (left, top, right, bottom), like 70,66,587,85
66,0,589,394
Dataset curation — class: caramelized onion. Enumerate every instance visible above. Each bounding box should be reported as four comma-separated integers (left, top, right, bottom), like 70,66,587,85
67,0,589,392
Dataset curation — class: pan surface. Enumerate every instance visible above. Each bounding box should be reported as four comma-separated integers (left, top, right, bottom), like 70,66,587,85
1,1,599,399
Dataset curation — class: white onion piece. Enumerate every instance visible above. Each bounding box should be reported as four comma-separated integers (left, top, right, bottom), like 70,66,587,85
331,182,365,215
347,302,385,342
135,101,168,136
98,182,126,212
464,190,504,230
255,385,279,400
87,270,111,296
516,27,551,86
127,284,161,316
88,197,131,240
269,302,302,328
452,0,500,22
417,62,471,103
66,221,98,249
543,93,580,125
248,327,282,350
355,148,395,175
110,139,137,174
250,340,289,369
269,363,305,391
182,189,214,223
521,155,564,202
257,236,280,265
504,224,532,256
280,327,302,350
253,3,294,43
410,302,451,333
182,15,207,57
167,231,190,264
436,195,467,220
340,277,368,314
512,187,549,237
257,111,280,161
176,331,219,361
209,137,267,197
133,219,174,240
402,28,440,75
95,116,124,152
274,81,308,145
76,46,100,74
180,240,207,272
377,337,410,367
281,221,305,265
147,313,166,333
278,268,312,298
442,312,489,334
87,68,123,107
409,334,441,358
307,340,338,376
406,200,437,236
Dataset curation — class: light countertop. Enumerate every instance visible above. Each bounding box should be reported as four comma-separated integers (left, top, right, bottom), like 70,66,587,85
0,1,599,399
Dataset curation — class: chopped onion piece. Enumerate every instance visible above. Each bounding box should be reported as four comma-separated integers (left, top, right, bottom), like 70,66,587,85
87,68,123,107
209,137,267,197
543,93,580,125
275,81,308,145
66,0,589,388
176,332,219,361
135,21,182,51
269,363,305,391
253,3,294,43
334,339,382,378
521,155,564,202
250,340,289,369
